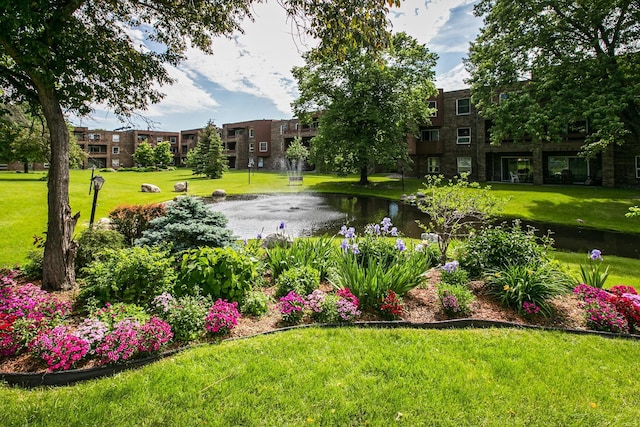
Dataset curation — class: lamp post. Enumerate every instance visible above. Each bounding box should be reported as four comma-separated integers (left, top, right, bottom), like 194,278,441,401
248,158,254,184
89,175,105,228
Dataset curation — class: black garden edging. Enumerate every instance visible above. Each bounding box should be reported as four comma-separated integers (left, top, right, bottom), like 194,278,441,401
3,319,639,388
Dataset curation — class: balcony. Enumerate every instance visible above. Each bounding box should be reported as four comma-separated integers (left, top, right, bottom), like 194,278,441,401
416,140,445,155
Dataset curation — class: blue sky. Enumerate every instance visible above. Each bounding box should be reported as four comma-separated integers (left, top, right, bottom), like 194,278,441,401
76,0,482,132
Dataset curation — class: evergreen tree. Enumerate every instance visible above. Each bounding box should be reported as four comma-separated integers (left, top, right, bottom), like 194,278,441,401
186,122,228,179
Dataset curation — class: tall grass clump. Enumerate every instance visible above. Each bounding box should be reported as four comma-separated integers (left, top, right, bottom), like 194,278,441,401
265,235,336,281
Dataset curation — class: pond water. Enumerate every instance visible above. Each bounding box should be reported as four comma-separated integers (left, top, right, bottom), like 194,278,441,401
208,193,640,259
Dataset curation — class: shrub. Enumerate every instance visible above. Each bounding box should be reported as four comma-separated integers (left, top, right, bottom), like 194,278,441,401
275,265,320,298
609,285,638,296
582,299,629,334
74,317,109,353
240,290,270,317
204,299,241,337
136,196,234,253
573,284,611,303
137,317,173,354
95,319,141,365
108,203,166,245
152,294,210,342
437,284,475,317
75,227,125,274
439,261,469,287
79,246,176,307
21,249,44,280
91,302,150,328
485,262,572,317
265,235,337,281
28,326,90,371
379,290,404,320
335,288,361,322
307,290,338,323
458,221,551,278
178,246,258,303
278,291,306,324
608,293,640,332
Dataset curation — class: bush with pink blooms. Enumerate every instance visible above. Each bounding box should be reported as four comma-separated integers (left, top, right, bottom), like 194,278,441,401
28,326,89,371
204,299,241,337
278,291,306,324
573,284,640,334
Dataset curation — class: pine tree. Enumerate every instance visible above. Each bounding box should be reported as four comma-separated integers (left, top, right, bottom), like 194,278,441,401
186,121,228,179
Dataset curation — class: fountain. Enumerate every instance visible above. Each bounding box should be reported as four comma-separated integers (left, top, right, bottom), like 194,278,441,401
285,136,308,185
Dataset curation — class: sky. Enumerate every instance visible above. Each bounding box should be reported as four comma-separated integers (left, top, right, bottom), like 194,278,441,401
76,0,483,132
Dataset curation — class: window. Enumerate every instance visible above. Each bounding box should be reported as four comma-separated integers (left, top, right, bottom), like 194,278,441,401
88,133,101,141
112,134,120,142
421,129,439,142
427,157,440,173
170,147,177,154
457,128,471,144
157,137,163,143
457,157,472,174
181,145,188,154
88,145,106,153
258,157,264,168
427,100,437,117
169,136,177,144
248,142,254,152
249,128,255,138
279,124,286,134
636,156,640,179
259,141,268,152
456,98,471,115
111,159,120,168
112,146,119,155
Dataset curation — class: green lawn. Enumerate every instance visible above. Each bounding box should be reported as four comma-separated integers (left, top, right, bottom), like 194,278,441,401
1,168,639,266
1,327,639,426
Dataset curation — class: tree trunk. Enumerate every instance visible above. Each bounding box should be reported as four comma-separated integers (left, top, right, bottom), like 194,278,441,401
38,85,77,291
359,166,368,185
22,161,28,174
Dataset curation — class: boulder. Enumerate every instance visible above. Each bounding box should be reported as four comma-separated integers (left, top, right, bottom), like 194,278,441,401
141,183,161,193
174,181,188,192
212,189,227,198
261,232,294,249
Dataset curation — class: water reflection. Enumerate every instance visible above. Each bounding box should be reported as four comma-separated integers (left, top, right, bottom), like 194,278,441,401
207,193,639,259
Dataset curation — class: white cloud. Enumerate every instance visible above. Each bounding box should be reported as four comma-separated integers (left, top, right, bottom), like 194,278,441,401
435,63,470,90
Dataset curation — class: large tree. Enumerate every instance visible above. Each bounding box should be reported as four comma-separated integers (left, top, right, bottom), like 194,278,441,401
292,32,437,184
466,0,640,155
0,0,400,290
0,104,48,173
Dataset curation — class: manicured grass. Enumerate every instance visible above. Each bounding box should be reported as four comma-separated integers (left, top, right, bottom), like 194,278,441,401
1,327,639,426
1,169,639,266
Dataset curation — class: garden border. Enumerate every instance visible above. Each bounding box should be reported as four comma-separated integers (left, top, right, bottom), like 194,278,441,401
2,319,639,388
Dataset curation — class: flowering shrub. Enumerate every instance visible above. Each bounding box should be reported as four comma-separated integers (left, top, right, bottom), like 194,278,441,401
379,290,404,320
437,284,474,317
573,284,611,303
205,299,241,336
609,285,637,297
138,317,173,354
28,326,90,371
306,290,331,322
0,313,20,356
577,249,610,288
335,288,360,322
583,299,629,334
74,317,109,353
278,291,306,324
151,292,175,314
95,319,142,365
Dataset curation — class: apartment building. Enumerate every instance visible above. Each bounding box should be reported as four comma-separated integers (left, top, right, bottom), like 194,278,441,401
71,127,182,169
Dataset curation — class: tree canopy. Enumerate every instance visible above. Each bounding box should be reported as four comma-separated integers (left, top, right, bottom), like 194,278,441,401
466,0,640,154
0,0,401,290
292,32,438,184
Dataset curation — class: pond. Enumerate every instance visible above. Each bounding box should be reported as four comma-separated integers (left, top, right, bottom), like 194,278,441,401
208,193,640,259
